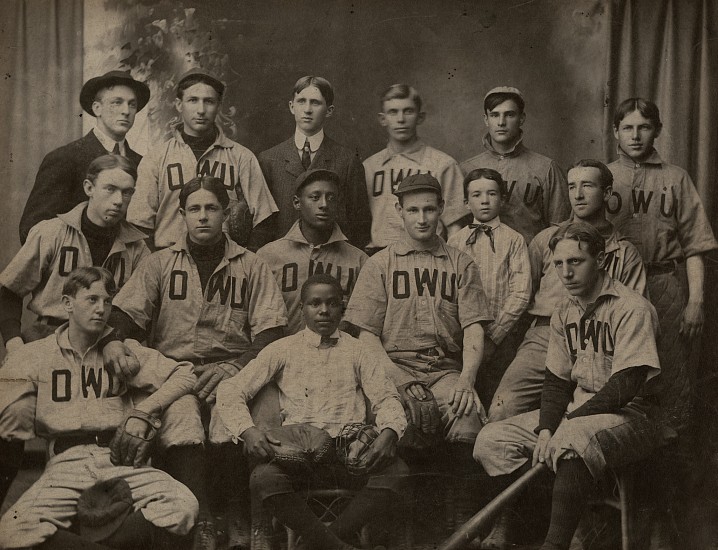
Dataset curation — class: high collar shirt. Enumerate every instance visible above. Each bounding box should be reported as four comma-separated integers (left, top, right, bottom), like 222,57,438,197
257,221,367,334
460,134,571,244
606,148,717,263
113,234,287,362
0,202,149,320
93,126,126,157
0,325,194,439
344,235,492,355
294,128,325,163
448,216,531,344
215,328,407,439
528,218,646,318
127,123,278,249
546,276,660,412
363,140,466,248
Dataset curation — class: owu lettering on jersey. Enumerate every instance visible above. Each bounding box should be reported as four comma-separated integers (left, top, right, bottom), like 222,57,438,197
51,365,125,403
166,160,238,191
371,168,434,196
392,268,457,301
504,176,545,208
606,187,677,217
280,260,359,294
58,246,129,287
168,270,248,309
565,319,615,358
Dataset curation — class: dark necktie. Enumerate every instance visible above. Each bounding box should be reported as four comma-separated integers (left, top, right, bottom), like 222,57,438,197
466,223,495,252
301,139,312,170
319,335,339,348
112,142,121,155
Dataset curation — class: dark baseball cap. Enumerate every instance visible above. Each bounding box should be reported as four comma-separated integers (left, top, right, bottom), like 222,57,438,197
295,169,341,193
177,68,225,96
76,478,133,542
393,173,442,196
80,70,150,116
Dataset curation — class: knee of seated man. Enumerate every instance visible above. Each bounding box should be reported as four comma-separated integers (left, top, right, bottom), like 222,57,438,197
0,396,37,441
157,395,205,449
472,422,504,464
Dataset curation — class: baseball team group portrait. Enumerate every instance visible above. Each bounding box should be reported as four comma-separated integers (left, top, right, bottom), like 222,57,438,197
1,1,717,549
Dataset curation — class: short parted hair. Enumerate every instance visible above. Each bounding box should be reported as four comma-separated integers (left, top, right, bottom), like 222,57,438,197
613,98,662,130
568,159,613,190
177,75,224,101
179,175,230,209
300,273,343,303
62,266,117,298
462,168,507,200
380,84,422,112
549,221,606,258
484,92,525,114
86,154,137,184
293,76,334,106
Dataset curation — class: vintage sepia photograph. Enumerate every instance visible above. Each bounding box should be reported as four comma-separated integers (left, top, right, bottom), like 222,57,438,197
0,1,717,549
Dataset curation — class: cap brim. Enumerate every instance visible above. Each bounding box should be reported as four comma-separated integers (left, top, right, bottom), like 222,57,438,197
80,76,150,116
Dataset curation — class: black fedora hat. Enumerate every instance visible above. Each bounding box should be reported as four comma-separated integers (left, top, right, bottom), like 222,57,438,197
80,71,151,116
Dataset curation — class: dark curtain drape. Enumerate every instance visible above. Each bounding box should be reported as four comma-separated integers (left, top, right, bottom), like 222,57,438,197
0,0,84,269
604,2,718,547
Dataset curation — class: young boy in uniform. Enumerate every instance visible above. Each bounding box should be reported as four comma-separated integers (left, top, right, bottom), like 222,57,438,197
257,169,368,335
127,69,278,251
474,222,662,550
215,274,408,550
0,155,150,506
105,176,288,549
363,84,466,254
0,267,198,550
461,86,570,244
345,173,492,454
20,71,149,243
488,159,645,424
607,98,717,434
258,76,371,248
447,169,531,408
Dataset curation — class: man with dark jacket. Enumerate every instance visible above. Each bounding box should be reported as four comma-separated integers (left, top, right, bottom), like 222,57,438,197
19,70,150,243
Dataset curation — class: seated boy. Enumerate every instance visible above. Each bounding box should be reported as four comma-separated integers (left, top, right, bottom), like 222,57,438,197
447,168,531,408
0,267,198,550
474,222,661,550
257,169,368,335
215,274,408,550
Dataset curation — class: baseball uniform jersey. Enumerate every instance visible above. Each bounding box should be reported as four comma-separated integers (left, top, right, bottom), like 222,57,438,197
127,124,278,249
448,216,531,345
0,326,197,548
363,141,465,249
0,202,150,322
344,235,492,356
112,234,288,362
606,149,717,263
460,135,571,243
257,221,367,334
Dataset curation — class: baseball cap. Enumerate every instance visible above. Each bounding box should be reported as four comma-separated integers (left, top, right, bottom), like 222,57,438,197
483,86,524,102
80,70,150,116
295,169,341,193
76,478,133,542
177,68,225,96
393,173,442,196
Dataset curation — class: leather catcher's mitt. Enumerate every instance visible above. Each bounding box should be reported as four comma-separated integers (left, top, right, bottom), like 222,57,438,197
397,381,442,436
265,424,334,473
110,409,161,468
335,423,379,476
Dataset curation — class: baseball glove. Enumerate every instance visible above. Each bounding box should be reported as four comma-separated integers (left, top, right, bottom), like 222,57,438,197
265,424,334,473
397,381,442,435
110,409,161,468
335,423,379,476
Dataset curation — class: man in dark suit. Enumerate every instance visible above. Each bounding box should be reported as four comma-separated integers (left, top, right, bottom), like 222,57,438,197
258,76,371,249
19,71,150,243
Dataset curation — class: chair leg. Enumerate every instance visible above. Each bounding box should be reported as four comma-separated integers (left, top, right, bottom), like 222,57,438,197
617,467,635,550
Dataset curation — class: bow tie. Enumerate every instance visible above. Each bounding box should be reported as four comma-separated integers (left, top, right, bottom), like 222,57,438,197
319,336,339,348
466,223,495,252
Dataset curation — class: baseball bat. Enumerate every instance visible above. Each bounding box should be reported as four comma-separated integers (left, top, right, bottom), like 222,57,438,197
437,462,548,550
